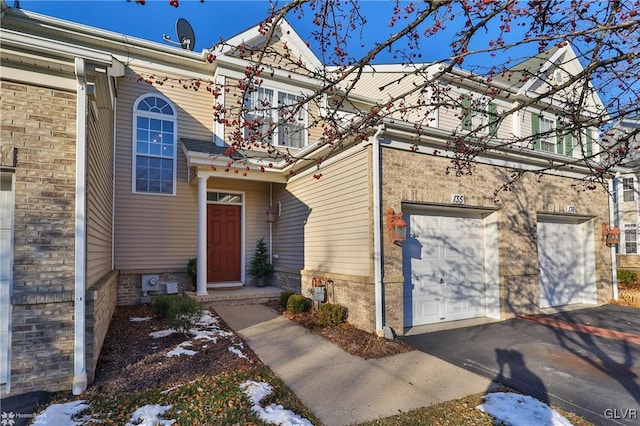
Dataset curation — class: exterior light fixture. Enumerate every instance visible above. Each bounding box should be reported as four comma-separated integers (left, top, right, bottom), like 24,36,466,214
386,208,407,243
602,223,620,247
266,206,276,223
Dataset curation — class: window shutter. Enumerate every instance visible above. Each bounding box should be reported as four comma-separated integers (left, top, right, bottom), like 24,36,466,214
461,95,472,131
565,133,573,157
489,102,498,136
531,112,540,150
586,129,593,157
556,130,564,155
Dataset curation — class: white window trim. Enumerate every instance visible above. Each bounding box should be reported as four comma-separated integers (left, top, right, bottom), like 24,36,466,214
624,224,638,254
623,177,635,202
471,99,491,134
131,94,178,196
243,83,309,149
539,115,556,153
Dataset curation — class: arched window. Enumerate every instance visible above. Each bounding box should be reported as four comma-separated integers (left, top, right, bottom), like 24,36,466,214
133,95,177,195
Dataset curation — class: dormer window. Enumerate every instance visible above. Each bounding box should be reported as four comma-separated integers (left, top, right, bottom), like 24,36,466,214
244,85,308,148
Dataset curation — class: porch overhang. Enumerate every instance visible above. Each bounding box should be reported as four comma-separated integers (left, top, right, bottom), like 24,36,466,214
180,137,351,184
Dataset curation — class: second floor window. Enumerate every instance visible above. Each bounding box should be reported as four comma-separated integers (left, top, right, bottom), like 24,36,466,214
244,86,307,148
625,224,637,254
623,178,635,202
538,115,556,153
461,95,498,135
133,95,176,195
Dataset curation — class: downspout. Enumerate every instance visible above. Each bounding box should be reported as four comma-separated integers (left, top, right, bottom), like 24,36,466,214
610,175,619,300
73,57,88,395
372,124,385,334
111,97,116,271
269,183,273,264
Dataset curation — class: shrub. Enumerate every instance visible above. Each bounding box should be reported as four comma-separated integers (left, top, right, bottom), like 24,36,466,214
286,294,310,314
280,290,297,309
153,295,202,335
318,303,346,327
617,270,638,288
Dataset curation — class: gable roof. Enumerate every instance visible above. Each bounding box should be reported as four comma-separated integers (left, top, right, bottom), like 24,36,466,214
492,46,561,88
213,18,323,71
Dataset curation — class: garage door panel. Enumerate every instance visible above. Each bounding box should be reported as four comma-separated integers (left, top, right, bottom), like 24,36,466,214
404,212,488,327
537,219,594,309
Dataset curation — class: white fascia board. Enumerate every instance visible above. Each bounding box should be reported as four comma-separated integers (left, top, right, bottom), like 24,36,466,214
0,28,112,64
0,64,75,91
7,7,210,62
195,165,288,183
518,45,568,95
119,57,217,83
279,19,323,70
215,55,323,90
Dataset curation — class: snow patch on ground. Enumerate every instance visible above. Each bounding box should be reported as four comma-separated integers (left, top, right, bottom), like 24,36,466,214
31,400,90,425
125,404,175,426
477,392,573,426
166,341,198,357
228,344,248,359
129,316,152,322
240,380,313,426
150,329,177,339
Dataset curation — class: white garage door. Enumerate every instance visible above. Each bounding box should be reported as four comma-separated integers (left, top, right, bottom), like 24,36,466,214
537,217,596,309
403,210,492,327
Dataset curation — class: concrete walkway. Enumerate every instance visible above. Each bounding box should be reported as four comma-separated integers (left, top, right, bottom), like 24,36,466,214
214,304,491,426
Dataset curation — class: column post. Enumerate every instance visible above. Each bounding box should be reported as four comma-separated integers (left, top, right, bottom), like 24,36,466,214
197,175,208,295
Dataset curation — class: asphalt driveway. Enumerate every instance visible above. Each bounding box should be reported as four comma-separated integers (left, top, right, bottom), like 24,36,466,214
402,305,640,426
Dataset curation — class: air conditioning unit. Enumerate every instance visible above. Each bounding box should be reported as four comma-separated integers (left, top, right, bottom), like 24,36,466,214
142,275,160,293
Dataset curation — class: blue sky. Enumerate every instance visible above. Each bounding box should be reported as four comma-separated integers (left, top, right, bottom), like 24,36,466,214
16,0,524,66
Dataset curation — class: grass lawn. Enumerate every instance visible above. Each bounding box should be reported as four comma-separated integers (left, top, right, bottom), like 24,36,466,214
48,365,594,426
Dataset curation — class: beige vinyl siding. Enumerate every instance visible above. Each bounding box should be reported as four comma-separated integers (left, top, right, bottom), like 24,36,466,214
273,148,371,276
86,72,114,286
114,66,214,270
223,76,324,145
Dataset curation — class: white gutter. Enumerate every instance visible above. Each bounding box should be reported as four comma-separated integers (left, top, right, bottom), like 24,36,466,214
72,57,88,395
372,125,385,334
610,175,619,300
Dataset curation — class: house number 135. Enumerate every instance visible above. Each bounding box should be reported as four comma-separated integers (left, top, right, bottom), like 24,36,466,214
452,194,465,205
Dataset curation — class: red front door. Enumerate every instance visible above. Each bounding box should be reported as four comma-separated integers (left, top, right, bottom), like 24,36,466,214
207,204,241,282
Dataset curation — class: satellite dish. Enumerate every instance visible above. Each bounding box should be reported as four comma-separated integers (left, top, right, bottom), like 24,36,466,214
162,18,195,51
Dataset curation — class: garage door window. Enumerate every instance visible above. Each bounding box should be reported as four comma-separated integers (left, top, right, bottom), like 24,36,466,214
625,224,637,254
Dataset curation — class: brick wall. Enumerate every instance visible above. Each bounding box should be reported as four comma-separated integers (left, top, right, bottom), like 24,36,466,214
86,270,118,383
10,297,75,394
381,147,613,333
117,269,193,305
300,270,376,333
1,81,78,393
272,269,301,292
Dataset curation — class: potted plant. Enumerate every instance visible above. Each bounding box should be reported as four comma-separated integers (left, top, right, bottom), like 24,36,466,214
187,257,197,291
249,237,273,287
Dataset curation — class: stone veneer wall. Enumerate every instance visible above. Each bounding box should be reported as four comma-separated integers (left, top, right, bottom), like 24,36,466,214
617,254,640,270
381,147,613,335
272,268,301,292
86,270,118,383
300,270,376,333
117,269,194,305
1,81,78,394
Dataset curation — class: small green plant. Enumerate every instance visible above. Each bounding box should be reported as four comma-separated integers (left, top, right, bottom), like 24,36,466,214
153,295,202,335
280,290,297,309
249,237,273,287
286,294,310,314
187,257,197,289
617,269,638,288
318,303,346,327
